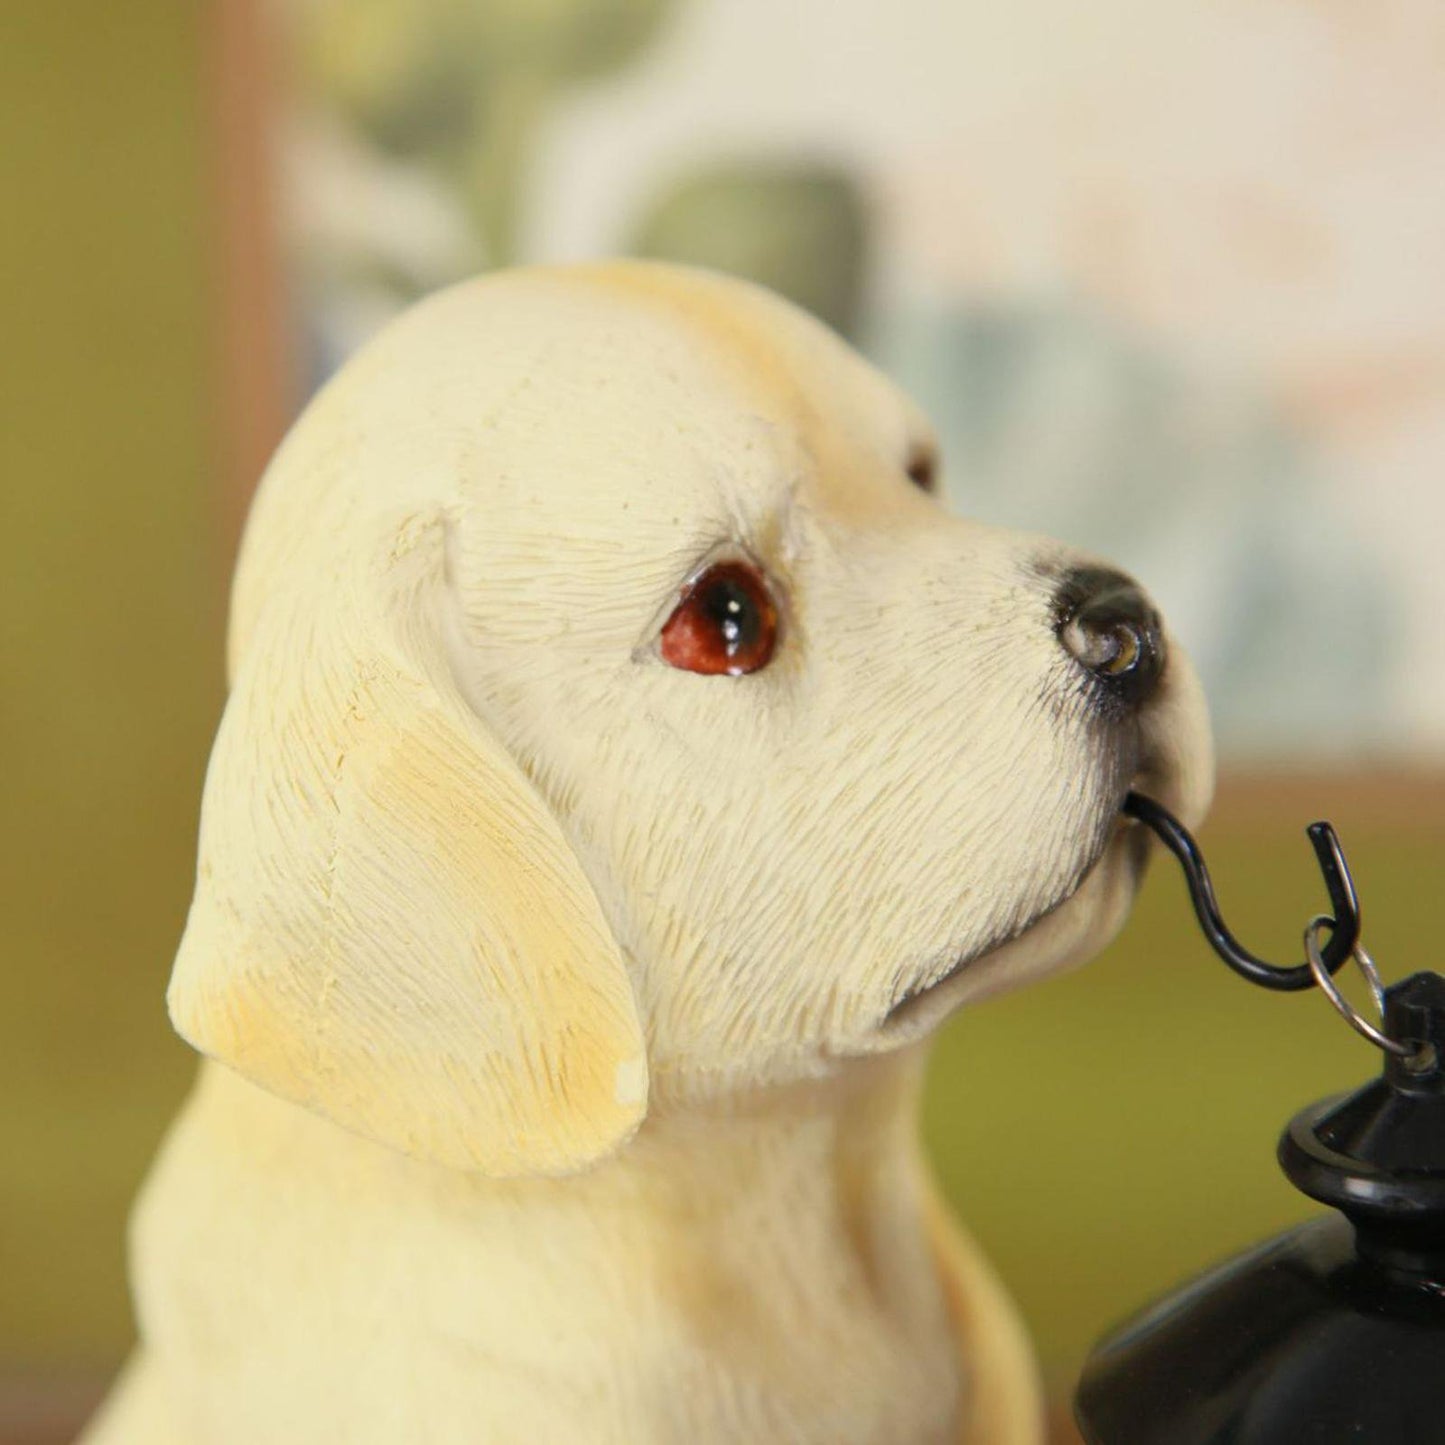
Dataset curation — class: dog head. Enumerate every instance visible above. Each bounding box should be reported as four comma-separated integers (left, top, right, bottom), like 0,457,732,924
169,263,1212,1176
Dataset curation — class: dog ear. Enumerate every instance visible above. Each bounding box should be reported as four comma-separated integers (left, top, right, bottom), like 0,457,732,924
167,508,648,1176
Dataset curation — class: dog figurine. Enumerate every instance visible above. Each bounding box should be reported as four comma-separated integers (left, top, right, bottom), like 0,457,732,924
83,262,1212,1445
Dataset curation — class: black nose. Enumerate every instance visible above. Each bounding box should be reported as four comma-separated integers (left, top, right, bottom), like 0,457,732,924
1054,566,1165,708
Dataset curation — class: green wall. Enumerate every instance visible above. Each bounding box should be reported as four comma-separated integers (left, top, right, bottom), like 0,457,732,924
0,3,220,1364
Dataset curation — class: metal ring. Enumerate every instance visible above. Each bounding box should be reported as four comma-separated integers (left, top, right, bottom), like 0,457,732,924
1304,916,1415,1058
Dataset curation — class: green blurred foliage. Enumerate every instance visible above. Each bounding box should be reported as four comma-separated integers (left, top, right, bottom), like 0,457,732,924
305,0,483,158
302,0,677,263
308,0,675,143
629,161,871,340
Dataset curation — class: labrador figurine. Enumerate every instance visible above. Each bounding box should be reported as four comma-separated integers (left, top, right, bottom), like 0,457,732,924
84,262,1212,1445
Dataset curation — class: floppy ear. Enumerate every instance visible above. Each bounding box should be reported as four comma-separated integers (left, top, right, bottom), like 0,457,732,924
168,508,648,1176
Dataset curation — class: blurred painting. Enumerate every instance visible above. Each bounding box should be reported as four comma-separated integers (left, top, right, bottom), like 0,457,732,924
278,0,1444,763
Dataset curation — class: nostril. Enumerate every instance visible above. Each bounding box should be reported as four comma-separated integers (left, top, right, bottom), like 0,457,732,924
1054,566,1166,707
1060,610,1145,677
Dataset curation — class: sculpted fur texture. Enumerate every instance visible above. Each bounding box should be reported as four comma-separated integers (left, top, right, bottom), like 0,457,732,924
84,262,1213,1444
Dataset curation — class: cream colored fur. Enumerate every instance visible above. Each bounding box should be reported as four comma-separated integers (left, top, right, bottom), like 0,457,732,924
84,262,1212,1444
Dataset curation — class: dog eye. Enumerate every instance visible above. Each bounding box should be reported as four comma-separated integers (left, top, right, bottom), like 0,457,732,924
659,559,779,675
905,447,937,494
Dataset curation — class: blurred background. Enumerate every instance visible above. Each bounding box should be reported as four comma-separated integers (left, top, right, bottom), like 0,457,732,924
3,1,1443,1439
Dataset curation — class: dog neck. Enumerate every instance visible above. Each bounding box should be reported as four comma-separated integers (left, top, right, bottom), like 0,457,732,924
604,1045,933,1203
139,1050,965,1441
578,1048,951,1320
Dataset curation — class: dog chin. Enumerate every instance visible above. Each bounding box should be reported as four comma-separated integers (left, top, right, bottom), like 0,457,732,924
864,818,1150,1050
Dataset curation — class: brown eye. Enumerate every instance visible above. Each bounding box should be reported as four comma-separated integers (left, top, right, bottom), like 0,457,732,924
906,447,937,494
659,560,779,675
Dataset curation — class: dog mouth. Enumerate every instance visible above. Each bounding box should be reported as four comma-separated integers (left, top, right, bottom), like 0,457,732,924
879,779,1158,1034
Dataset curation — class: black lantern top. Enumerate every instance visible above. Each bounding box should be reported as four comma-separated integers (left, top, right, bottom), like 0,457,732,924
1075,798,1445,1445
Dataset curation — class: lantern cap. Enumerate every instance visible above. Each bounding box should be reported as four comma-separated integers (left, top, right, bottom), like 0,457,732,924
1279,971,1445,1271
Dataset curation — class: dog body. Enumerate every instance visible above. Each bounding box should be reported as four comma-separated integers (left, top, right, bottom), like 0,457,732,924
85,263,1210,1444
100,1054,1029,1444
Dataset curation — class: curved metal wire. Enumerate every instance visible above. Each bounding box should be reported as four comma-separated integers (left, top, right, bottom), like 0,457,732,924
1123,791,1360,992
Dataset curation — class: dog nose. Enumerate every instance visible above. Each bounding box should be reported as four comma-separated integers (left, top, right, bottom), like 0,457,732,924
1054,566,1165,707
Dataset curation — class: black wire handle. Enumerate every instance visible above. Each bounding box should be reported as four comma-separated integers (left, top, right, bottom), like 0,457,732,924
1123,791,1360,992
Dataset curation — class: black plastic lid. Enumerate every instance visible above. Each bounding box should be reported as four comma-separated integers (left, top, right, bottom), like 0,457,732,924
1279,972,1445,1272
1076,972,1445,1444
